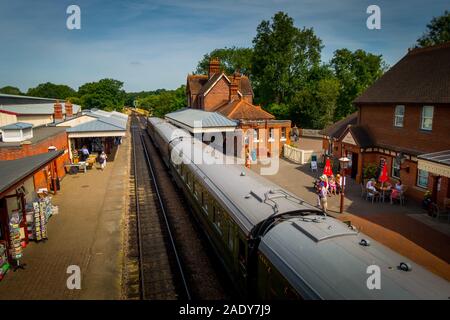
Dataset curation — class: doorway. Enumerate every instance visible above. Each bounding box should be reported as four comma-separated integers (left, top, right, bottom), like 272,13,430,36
351,152,358,179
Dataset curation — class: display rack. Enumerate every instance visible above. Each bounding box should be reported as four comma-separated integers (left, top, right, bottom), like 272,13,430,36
0,241,9,281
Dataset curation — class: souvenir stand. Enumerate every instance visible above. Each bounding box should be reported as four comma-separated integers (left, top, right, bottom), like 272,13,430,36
0,240,9,280
0,188,57,280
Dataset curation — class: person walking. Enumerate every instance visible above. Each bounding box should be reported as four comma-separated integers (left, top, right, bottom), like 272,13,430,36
245,149,251,169
99,151,107,170
319,183,328,213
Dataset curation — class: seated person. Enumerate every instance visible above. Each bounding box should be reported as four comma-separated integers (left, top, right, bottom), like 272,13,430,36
366,178,378,193
328,176,337,195
390,180,403,203
335,174,342,193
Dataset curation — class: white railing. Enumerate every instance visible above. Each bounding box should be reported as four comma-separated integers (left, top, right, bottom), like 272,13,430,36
283,144,315,164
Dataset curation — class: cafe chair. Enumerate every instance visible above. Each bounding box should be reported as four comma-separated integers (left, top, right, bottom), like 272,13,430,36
366,189,380,204
360,183,367,199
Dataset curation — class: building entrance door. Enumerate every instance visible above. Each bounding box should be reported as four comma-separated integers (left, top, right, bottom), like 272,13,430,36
351,152,358,179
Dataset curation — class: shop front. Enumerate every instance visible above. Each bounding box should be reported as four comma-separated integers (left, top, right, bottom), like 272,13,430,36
418,150,450,207
0,151,63,279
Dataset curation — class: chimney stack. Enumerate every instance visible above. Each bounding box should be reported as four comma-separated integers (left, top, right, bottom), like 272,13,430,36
229,71,241,101
208,57,220,78
54,100,63,121
65,100,73,118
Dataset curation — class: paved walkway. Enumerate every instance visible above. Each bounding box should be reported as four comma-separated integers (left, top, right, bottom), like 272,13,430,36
252,158,450,281
0,135,130,299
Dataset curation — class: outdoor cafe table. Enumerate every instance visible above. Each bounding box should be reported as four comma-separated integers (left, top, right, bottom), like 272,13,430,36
376,185,391,203
65,161,87,173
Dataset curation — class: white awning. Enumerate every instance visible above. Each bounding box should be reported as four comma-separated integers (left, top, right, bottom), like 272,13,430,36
417,150,450,178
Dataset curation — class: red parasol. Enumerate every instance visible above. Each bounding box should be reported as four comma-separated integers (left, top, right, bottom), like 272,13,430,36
378,164,389,184
323,158,333,176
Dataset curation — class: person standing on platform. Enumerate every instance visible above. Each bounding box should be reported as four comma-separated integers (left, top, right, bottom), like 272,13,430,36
99,151,108,170
80,145,90,161
245,149,251,169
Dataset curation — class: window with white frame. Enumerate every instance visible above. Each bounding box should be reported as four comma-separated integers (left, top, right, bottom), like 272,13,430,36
244,131,250,145
417,169,429,188
253,129,259,142
269,128,274,141
392,157,401,178
394,105,404,127
281,127,286,140
421,106,433,131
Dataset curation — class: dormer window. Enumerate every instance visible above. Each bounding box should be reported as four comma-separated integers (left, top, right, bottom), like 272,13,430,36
394,105,404,127
421,106,433,131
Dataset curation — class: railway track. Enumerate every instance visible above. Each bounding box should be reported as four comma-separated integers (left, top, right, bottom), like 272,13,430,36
125,114,228,300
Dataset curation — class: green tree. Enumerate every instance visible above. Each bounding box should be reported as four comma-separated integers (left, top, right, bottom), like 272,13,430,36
195,47,253,75
416,10,450,48
252,11,323,107
331,49,387,120
27,82,76,99
137,85,186,117
0,86,23,95
78,79,126,110
290,66,340,129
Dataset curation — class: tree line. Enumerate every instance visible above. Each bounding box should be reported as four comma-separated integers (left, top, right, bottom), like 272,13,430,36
1,10,448,123
195,10,449,129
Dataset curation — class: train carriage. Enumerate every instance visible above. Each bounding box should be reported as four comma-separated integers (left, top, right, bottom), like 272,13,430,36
147,117,450,300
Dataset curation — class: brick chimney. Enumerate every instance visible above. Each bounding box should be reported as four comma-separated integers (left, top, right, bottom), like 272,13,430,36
65,100,73,118
229,71,241,101
208,57,220,78
54,100,63,121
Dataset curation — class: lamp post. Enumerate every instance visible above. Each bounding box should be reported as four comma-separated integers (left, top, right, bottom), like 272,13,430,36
339,157,350,213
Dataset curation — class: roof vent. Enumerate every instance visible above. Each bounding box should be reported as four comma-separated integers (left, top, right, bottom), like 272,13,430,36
398,262,412,272
359,239,370,246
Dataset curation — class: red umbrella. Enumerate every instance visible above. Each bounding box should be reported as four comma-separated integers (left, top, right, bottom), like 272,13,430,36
378,164,389,184
323,158,333,176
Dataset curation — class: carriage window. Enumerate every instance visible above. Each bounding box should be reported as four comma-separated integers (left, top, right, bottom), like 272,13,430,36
193,181,199,199
213,206,222,234
201,192,208,214
228,224,234,250
238,238,246,266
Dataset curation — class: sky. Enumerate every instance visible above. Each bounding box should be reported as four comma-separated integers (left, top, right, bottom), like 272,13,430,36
0,0,448,92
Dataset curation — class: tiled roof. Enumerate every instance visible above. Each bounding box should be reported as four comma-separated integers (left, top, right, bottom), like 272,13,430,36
354,42,450,104
197,73,223,95
67,119,125,132
214,99,275,120
82,109,128,130
0,103,81,115
349,125,374,148
187,74,254,96
0,150,64,195
320,112,358,138
339,125,374,148
0,122,33,130
165,108,236,128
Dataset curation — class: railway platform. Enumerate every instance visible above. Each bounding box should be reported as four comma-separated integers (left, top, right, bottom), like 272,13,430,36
0,133,130,299
252,158,450,281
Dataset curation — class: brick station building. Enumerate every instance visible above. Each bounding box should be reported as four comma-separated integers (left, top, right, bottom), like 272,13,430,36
322,42,450,206
186,58,291,158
